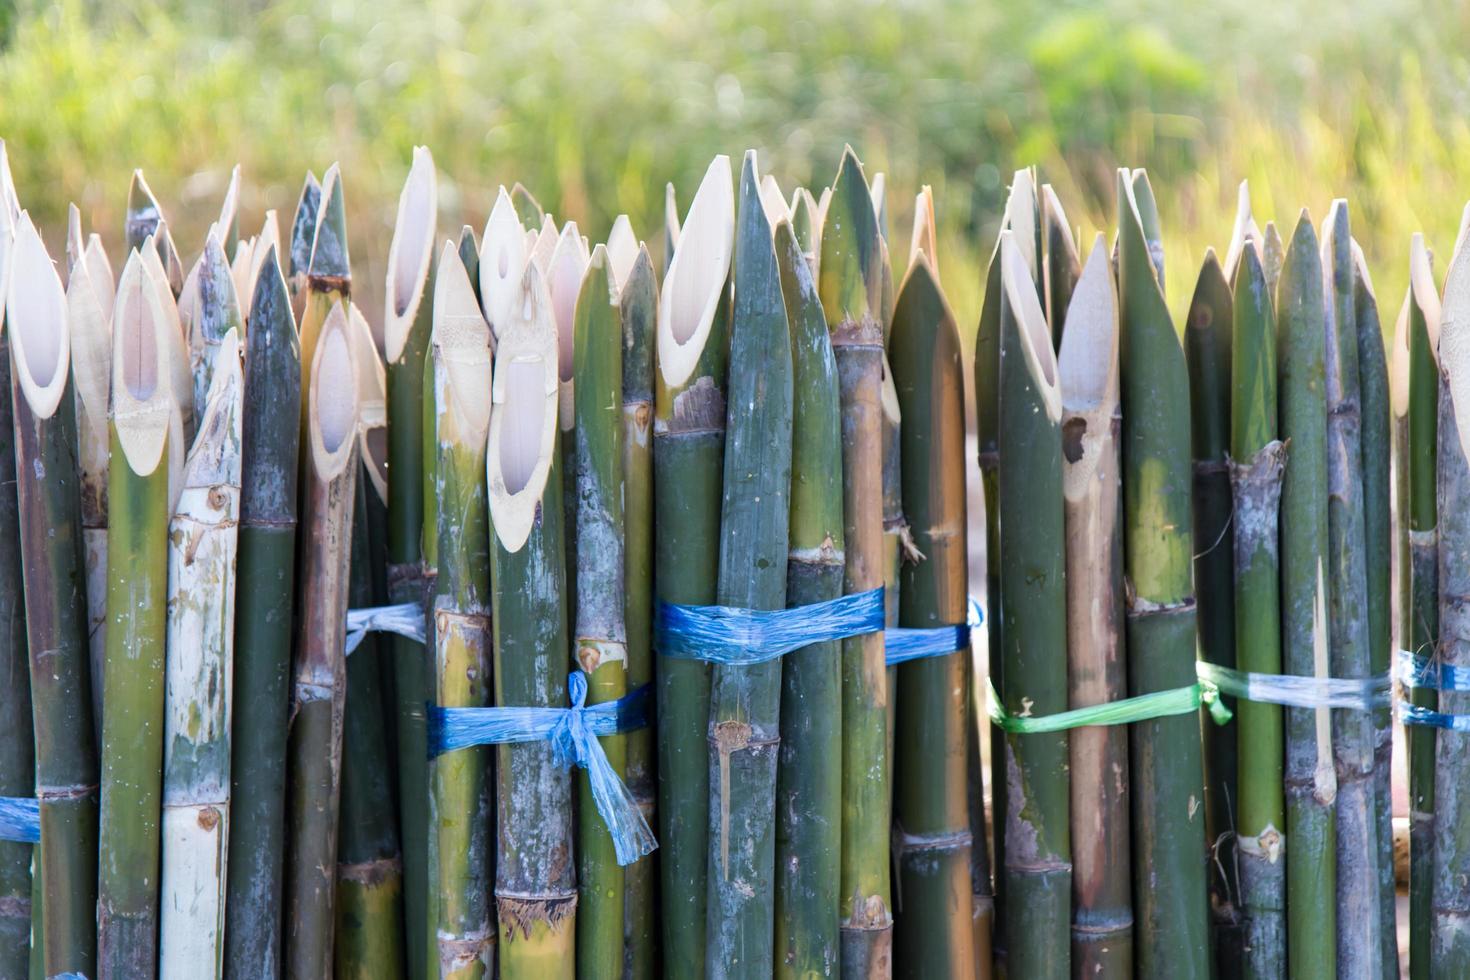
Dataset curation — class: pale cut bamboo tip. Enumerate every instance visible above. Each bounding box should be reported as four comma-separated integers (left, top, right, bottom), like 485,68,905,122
68,234,112,426
183,327,243,488
487,260,559,554
384,146,437,365
1392,288,1412,419
869,171,886,222
1058,235,1119,414
432,238,493,445
1003,168,1038,283
8,211,71,420
606,214,639,296
548,220,590,410
347,301,389,503
658,154,734,389
482,187,529,340
308,162,350,283
910,186,938,274
111,250,175,479
245,209,281,309
1222,179,1262,283
218,164,241,238
758,174,788,235
1000,230,1061,422
309,302,360,482
530,213,559,276
1410,232,1442,354
1440,219,1470,464
0,138,19,224
1042,182,1078,256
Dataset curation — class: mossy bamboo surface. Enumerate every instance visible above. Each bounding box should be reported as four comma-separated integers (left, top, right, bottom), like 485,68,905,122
284,306,359,979
1228,244,1287,976
1276,212,1336,979
1057,239,1131,977
820,147,891,976
890,248,976,979
654,155,733,980
8,218,91,978
772,217,843,979
429,243,495,978
1116,169,1209,978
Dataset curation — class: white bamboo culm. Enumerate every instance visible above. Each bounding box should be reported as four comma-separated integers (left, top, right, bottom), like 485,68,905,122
158,329,243,977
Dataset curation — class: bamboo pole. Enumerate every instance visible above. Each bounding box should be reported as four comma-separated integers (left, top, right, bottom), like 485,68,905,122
428,241,495,978
1056,238,1131,976
299,164,351,431
457,226,481,306
98,248,178,978
791,188,821,277
159,328,243,978
8,214,94,978
139,229,193,452
487,260,576,977
284,304,359,979
890,243,977,977
287,171,322,315
772,215,842,979
190,233,244,415
654,154,733,980
1116,169,1210,977
480,187,527,339
223,247,300,980
1041,184,1079,347
549,222,589,647
1276,211,1336,979
382,147,436,980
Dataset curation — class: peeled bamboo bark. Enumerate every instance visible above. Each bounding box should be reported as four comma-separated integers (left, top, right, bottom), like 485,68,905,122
159,330,243,978
654,155,734,980
1058,238,1131,976
1276,212,1336,979
284,305,359,979
488,261,576,977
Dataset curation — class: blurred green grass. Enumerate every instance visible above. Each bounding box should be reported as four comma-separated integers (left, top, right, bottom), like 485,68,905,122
3,0,1470,335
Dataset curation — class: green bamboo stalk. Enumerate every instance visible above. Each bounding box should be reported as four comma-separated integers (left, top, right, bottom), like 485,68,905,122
1404,233,1440,980
1276,211,1336,979
1130,170,1165,296
159,328,242,978
1433,226,1470,972
620,245,660,980
890,244,977,978
663,183,680,278
1057,238,1131,977
1183,251,1240,969
98,249,177,978
284,305,359,979
1320,202,1383,976
8,216,91,977
773,216,842,979
428,243,495,978
511,182,544,231
654,155,733,980
1229,243,1287,977
223,247,299,980
487,261,576,977
996,231,1070,979
820,146,892,975
382,147,436,980
702,152,791,978
1041,184,1079,347
791,188,821,278
1116,169,1210,978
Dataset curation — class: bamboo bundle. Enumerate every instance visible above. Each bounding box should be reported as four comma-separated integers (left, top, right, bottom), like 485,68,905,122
702,151,791,977
890,240,976,975
8,213,95,977
1057,238,1130,976
223,247,300,980
654,154,733,979
382,146,436,980
487,260,576,977
820,146,892,975
98,248,179,977
1276,212,1336,978
772,214,842,979
1116,169,1210,977
159,328,243,977
284,304,359,978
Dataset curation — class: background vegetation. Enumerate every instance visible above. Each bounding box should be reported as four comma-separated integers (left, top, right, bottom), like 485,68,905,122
2,0,1469,332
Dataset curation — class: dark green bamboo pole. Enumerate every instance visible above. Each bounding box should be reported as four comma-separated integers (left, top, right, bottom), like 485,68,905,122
287,171,322,311
1229,244,1287,976
890,248,977,978
773,217,843,979
654,155,733,980
1116,169,1209,978
1276,212,1336,979
1041,184,1079,348
703,151,792,978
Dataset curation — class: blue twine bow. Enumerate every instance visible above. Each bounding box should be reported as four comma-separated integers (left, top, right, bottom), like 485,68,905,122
345,602,427,654
885,597,985,666
656,587,885,664
428,674,655,866
0,797,39,844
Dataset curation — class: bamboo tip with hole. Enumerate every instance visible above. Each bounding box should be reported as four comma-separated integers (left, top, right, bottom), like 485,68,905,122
112,250,174,477
308,302,359,479
384,147,438,363
432,238,493,442
1058,235,1119,414
658,154,734,389
481,187,529,339
308,162,350,282
1000,231,1061,422
8,212,71,419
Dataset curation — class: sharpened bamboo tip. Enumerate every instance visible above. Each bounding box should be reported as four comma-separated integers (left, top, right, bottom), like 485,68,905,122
1000,231,1061,420
8,212,71,419
308,163,350,283
431,238,493,443
909,185,938,273
309,303,359,478
112,250,174,477
384,147,438,364
606,214,639,294
658,154,735,387
549,221,590,390
481,187,528,340
1058,235,1119,413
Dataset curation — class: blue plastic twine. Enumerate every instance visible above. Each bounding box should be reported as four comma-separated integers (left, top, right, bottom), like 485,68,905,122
427,674,655,866
656,587,884,664
885,597,985,666
1396,649,1470,692
0,797,39,844
344,602,426,654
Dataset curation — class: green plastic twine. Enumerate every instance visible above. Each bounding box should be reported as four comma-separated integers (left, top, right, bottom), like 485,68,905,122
986,677,1232,734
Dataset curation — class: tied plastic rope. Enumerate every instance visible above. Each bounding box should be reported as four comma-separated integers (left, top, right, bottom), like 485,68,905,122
0,797,39,844
655,587,884,664
987,677,1232,734
344,602,426,654
427,673,655,866
885,597,985,666
1396,649,1470,692
1197,660,1392,710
